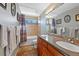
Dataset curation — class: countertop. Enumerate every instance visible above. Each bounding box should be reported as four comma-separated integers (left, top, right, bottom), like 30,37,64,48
38,34,79,56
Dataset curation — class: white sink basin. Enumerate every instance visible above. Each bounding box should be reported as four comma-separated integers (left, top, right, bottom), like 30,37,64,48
56,41,79,52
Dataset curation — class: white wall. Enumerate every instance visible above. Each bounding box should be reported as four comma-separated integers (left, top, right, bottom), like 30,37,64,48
39,15,48,34
0,3,20,25
54,6,79,37
39,4,79,37
0,3,21,56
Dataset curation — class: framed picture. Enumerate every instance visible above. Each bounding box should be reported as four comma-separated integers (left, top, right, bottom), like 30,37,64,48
56,19,62,24
0,3,7,9
75,14,79,21
11,3,16,16
64,15,71,23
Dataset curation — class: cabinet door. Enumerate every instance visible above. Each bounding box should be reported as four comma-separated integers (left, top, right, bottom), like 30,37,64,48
41,47,47,56
37,37,63,56
41,39,48,48
42,47,52,56
48,44,63,56
38,39,47,56
37,37,48,56
37,37,41,55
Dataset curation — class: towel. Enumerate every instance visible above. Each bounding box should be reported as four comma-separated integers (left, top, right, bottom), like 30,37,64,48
9,26,16,52
62,27,65,33
1,25,8,48
16,26,20,45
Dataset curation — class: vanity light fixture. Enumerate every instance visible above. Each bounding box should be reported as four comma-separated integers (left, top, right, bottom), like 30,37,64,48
45,15,52,18
45,3,64,15
45,5,55,15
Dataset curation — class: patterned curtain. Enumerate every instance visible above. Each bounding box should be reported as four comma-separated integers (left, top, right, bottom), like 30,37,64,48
18,14,27,42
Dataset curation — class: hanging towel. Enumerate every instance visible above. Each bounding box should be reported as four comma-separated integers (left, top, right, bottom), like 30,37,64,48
16,26,20,45
9,26,16,53
62,27,65,33
12,26,17,50
1,25,8,48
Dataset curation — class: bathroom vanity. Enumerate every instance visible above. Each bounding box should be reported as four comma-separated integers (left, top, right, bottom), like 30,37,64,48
37,34,79,56
37,36,64,56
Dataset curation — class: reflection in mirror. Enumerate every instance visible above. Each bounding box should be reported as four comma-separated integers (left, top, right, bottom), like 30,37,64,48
75,29,79,39
56,27,70,36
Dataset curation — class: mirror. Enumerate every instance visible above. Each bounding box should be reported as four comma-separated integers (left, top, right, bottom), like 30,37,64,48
75,29,79,39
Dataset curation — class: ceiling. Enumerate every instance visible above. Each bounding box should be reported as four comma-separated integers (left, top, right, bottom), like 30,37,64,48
47,3,79,18
19,3,50,16
19,3,79,18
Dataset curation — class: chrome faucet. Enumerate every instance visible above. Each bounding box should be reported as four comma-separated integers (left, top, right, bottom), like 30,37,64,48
68,38,74,43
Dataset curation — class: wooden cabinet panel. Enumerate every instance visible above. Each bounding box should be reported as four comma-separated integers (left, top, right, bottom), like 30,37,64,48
42,47,48,56
37,38,41,55
48,44,63,56
42,47,53,56
37,37,48,56
37,36,64,56
40,39,47,48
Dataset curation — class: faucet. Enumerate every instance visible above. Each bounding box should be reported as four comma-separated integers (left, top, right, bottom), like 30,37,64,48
68,38,74,43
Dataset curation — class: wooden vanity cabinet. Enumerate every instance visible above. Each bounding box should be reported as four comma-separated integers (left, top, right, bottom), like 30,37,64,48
48,44,63,56
37,37,41,55
37,36,64,56
37,37,52,56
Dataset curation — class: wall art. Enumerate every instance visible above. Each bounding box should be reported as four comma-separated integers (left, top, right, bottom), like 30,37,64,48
11,3,16,16
64,15,71,23
0,3,7,9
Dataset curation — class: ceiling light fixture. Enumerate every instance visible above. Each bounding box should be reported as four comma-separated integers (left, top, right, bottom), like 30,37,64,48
45,4,55,15
45,3,64,15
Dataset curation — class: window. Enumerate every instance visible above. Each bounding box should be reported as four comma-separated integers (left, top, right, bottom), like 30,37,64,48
25,18,38,24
